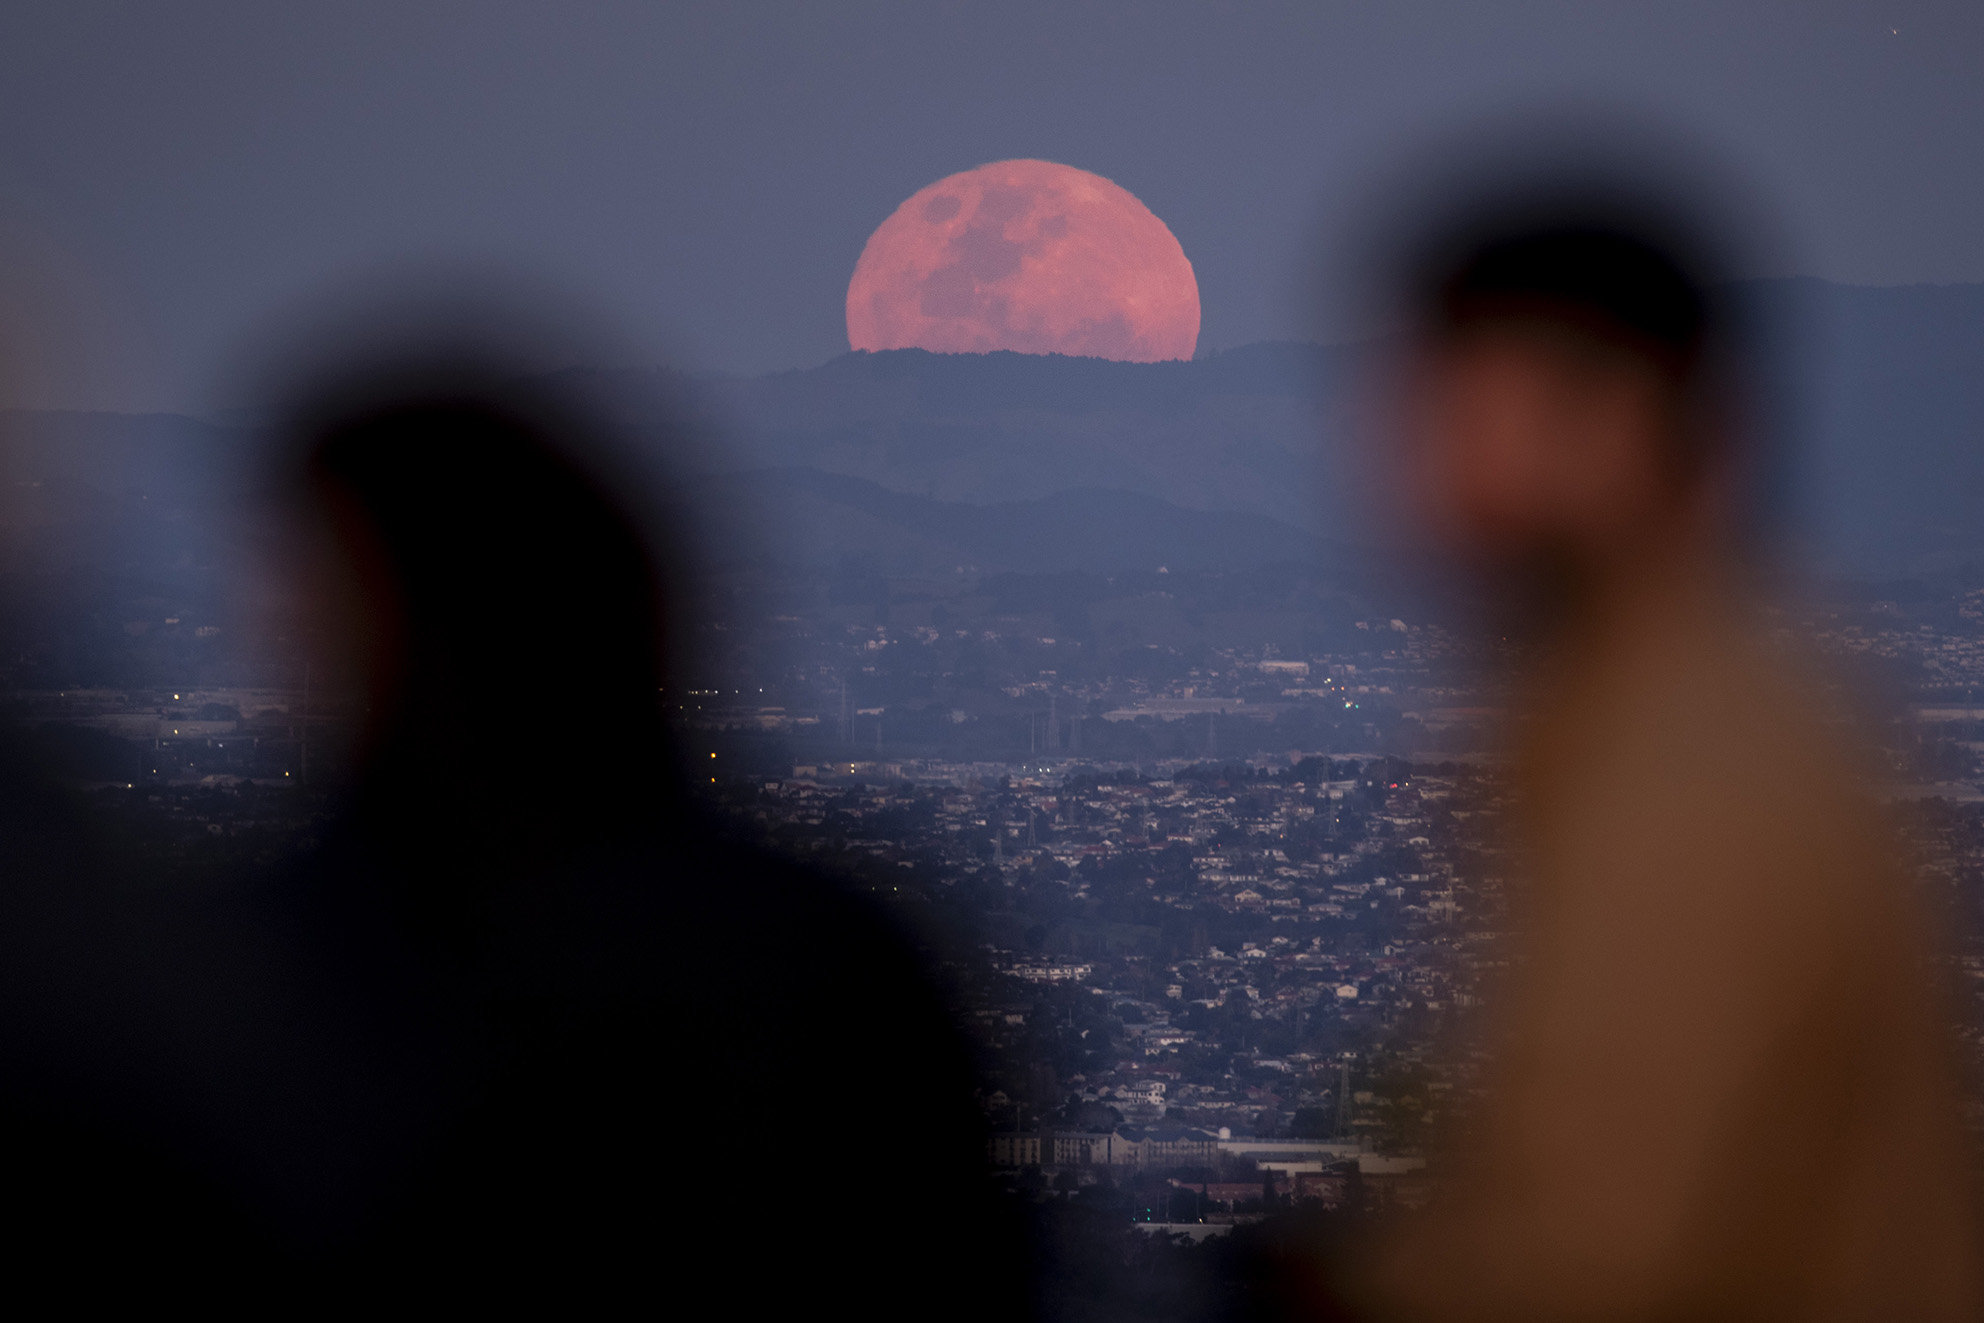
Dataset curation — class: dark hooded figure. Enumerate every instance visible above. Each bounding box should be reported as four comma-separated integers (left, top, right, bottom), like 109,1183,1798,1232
0,373,1021,1313
272,378,1019,1312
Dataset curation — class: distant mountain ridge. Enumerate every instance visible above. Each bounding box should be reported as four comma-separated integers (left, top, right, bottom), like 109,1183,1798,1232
1752,279,1984,575
694,466,1334,577
0,278,1981,590
630,338,1359,539
641,278,1984,577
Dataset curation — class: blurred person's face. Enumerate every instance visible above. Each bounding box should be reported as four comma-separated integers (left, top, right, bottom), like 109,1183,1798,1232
1400,320,1691,575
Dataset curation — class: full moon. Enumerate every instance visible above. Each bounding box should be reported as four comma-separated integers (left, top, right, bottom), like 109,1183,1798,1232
846,159,1199,362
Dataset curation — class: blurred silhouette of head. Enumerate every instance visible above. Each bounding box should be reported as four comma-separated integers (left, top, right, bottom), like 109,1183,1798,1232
294,368,679,874
1387,180,1745,609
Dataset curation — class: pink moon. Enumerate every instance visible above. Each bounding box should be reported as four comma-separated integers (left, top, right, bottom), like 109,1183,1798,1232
846,159,1200,362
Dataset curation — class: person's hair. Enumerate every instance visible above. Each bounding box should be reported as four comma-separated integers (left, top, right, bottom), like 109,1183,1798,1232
300,383,684,893
1432,222,1712,380
308,393,664,718
1402,186,1743,484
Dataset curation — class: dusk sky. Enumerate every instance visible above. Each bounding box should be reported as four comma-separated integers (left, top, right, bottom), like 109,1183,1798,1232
0,1,1979,412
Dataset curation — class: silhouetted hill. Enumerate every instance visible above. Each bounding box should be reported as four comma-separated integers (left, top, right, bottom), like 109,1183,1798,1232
645,280,1984,576
1754,280,1984,575
0,410,259,688
0,410,247,502
695,467,1335,577
637,340,1359,537
1,276,1981,622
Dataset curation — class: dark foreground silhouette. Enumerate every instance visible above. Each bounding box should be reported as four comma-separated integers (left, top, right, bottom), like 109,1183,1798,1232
1335,167,1984,1318
0,379,1022,1314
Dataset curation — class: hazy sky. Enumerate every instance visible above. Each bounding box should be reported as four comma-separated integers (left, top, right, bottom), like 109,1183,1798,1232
0,1,1979,412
